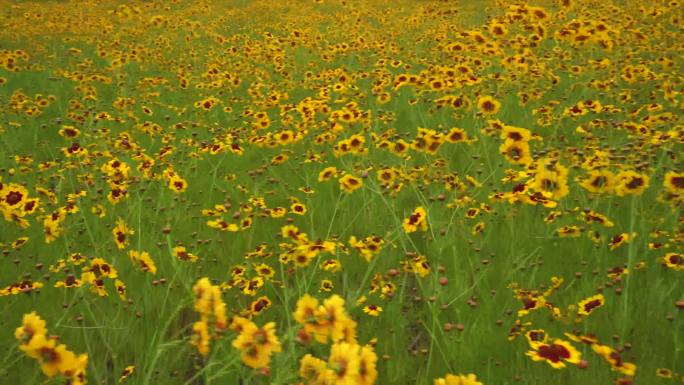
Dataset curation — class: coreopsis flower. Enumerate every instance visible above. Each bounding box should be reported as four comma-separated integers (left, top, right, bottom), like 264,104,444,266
530,159,569,200
249,296,272,317
609,232,634,250
403,206,428,233
339,174,363,193
318,166,338,182
349,235,384,262
16,312,87,381
15,312,46,347
290,202,307,215
299,354,334,385
191,278,228,356
477,95,500,115
128,250,157,274
576,294,605,317
119,365,135,383
526,339,582,369
112,218,134,250
662,171,683,195
592,343,637,376
312,295,354,344
614,170,649,196
191,321,211,356
231,320,282,369
358,344,379,385
168,176,188,193
500,139,532,165
328,342,360,385
294,294,319,325
434,373,483,385
173,246,198,262
579,170,615,194
362,304,382,316
661,252,683,271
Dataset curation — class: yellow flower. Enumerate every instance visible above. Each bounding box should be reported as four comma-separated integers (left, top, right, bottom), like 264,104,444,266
294,294,319,325
24,334,76,377
112,218,134,250
614,170,650,196
328,342,360,385
232,320,282,369
531,160,569,200
119,365,135,383
299,354,334,385
358,345,378,385
173,246,198,262
318,166,338,182
129,250,158,274
403,206,428,233
339,174,363,193
526,339,581,369
499,139,532,165
434,373,483,385
576,294,605,317
15,311,46,346
663,171,684,194
362,305,382,316
477,95,500,115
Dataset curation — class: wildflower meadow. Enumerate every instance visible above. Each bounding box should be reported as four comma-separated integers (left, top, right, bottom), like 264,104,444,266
1,1,682,384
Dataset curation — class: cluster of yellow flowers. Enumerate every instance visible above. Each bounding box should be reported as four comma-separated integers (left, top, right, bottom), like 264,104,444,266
15,312,88,384
230,316,282,370
294,294,379,385
191,277,228,356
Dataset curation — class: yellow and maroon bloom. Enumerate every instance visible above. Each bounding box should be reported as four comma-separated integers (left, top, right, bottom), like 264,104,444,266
339,174,363,193
500,139,532,165
1,183,28,210
445,127,469,143
655,368,674,379
113,218,134,250
526,339,582,369
577,294,605,317
564,332,599,345
661,252,683,271
168,176,188,193
362,304,382,316
358,345,378,385
615,170,650,196
299,354,334,384
592,343,637,376
477,95,501,115
609,232,634,250
129,250,157,274
119,365,135,383
516,294,546,317
328,342,360,385
320,279,334,292
249,296,272,316
290,202,307,215
403,206,428,233
15,312,46,347
231,320,282,369
663,171,684,194
524,329,548,345
173,246,198,262
579,169,615,194
294,294,319,325
318,166,338,182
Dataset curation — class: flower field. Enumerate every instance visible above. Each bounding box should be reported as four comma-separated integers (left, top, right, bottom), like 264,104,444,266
1,1,682,384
